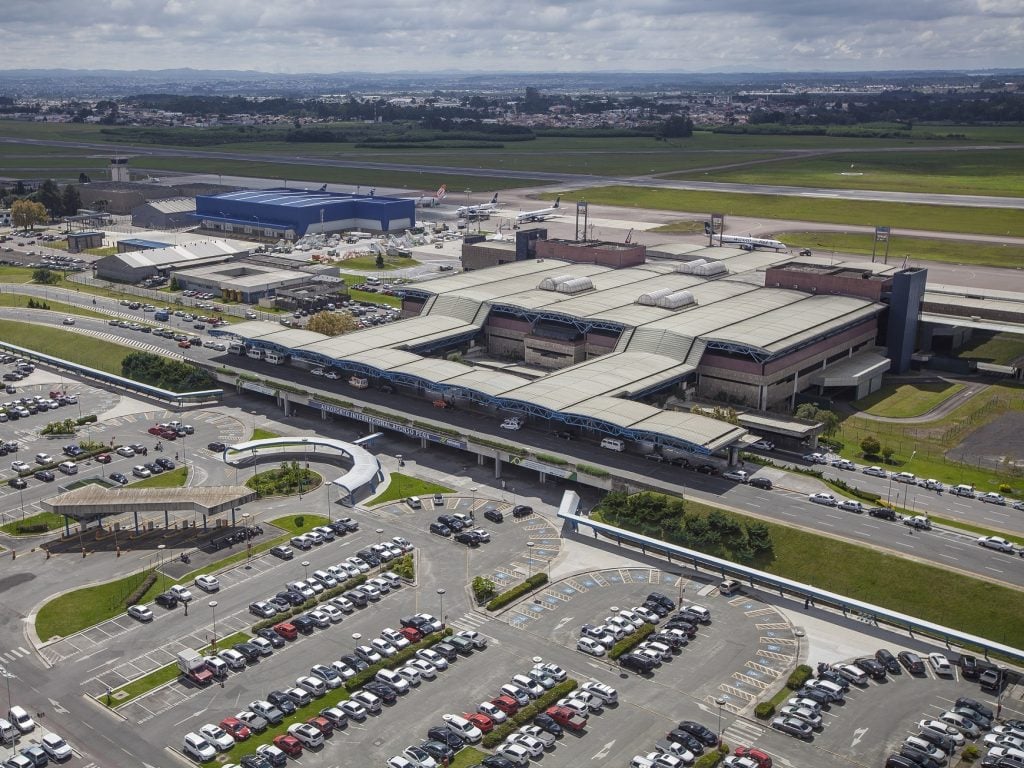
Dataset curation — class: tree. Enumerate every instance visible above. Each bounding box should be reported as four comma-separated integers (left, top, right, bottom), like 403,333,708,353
61,184,82,216
11,199,48,229
881,445,895,463
375,254,385,269
471,576,496,602
31,268,60,285
78,172,92,184
794,403,839,436
860,436,881,457
36,179,62,218
306,310,358,336
659,115,694,138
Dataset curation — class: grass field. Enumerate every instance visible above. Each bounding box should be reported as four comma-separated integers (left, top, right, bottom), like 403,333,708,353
250,427,280,440
371,473,454,505
130,467,188,489
690,149,1024,197
595,496,1024,645
0,293,111,320
650,220,706,234
0,511,67,536
36,569,153,642
342,255,419,271
774,231,1024,270
952,331,1024,366
0,319,127,373
549,186,1024,238
834,381,1024,497
267,513,329,535
856,381,966,419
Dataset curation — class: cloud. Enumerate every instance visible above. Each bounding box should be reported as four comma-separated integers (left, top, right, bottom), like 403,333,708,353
0,0,1021,72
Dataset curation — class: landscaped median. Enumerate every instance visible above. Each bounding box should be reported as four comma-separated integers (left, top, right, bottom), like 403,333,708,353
486,573,548,611
755,664,813,720
105,631,251,707
480,678,579,748
607,622,655,660
216,628,458,762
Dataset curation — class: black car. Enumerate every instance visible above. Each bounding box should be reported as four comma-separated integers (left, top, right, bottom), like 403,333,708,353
429,522,451,536
664,617,697,637
328,521,350,535
438,514,464,531
156,457,176,470
267,690,297,715
794,687,832,707
34,470,55,482
677,721,718,746
956,697,995,721
898,651,925,675
455,531,480,546
208,442,226,452
533,713,563,737
233,642,262,662
155,591,179,609
512,505,533,518
357,548,381,566
665,729,704,755
145,462,164,474
552,430,573,440
270,546,294,560
291,615,317,634
482,756,517,768
340,654,369,672
883,755,918,768
257,628,286,648
483,508,504,524
900,745,943,768
363,680,397,704
876,648,900,674
419,740,455,763
427,726,465,750
749,476,773,490
276,590,306,606
695,463,719,475
959,655,980,679
620,653,657,673
816,665,851,690
343,589,368,608
869,507,897,520
854,658,886,679
7,477,26,489
240,756,273,768
109,472,128,485
642,600,670,618
653,632,686,650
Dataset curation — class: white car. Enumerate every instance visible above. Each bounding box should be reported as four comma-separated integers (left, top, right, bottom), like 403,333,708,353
376,668,410,694
632,605,661,624
723,470,749,483
199,723,235,751
779,704,822,728
350,690,382,714
415,648,447,670
803,452,829,464
837,500,864,512
518,724,557,748
311,368,325,376
511,674,544,698
478,701,508,723
533,661,566,681
442,713,482,743
116,446,136,457
500,418,523,431
496,743,531,767
862,465,888,477
287,722,325,748
40,733,73,761
505,733,546,758
168,584,193,602
330,596,356,613
371,638,398,657
581,680,618,704
183,732,217,762
340,700,368,721
132,465,152,478
605,615,636,634
577,637,606,656
978,535,1016,553
918,719,965,746
194,574,220,592
928,652,954,676
939,711,980,738
471,528,491,542
808,492,838,506
10,460,29,472
980,492,1007,505
831,458,857,470
320,604,344,623
396,665,422,686
751,439,775,451
408,658,438,679
985,733,1024,750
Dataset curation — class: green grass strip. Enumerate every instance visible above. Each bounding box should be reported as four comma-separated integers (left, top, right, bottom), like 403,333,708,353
370,473,454,505
130,467,188,489
0,511,67,536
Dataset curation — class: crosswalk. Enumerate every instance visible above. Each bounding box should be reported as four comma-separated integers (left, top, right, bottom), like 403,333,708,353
1,647,31,663
448,611,489,633
721,717,764,747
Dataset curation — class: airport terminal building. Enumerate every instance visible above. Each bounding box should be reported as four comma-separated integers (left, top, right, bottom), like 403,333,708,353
213,246,924,459
193,188,416,239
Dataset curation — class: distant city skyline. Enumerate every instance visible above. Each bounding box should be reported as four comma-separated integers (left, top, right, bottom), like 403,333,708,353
3,0,1023,74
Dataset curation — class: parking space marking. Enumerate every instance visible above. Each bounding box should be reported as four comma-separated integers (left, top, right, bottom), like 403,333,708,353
754,622,791,630
746,660,782,679
732,671,771,691
718,683,757,702
744,607,777,618
756,649,794,663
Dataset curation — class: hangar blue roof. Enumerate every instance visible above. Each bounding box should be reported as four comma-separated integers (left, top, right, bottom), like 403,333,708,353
212,189,405,207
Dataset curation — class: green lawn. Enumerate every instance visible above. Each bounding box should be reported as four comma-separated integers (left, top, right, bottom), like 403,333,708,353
268,513,330,535
130,467,188,489
953,331,1024,366
0,293,112,320
834,381,1024,499
0,319,128,373
650,220,707,234
36,570,154,642
341,255,419,271
370,473,454,505
691,149,1024,197
856,381,966,419
0,511,67,536
595,497,1024,646
548,186,1024,238
250,427,281,440
773,231,1024,270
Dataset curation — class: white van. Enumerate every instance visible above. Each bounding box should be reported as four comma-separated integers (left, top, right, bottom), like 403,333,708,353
600,437,625,452
951,484,975,498
57,460,78,475
0,718,16,744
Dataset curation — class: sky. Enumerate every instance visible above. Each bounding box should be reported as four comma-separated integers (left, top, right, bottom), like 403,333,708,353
3,0,1023,73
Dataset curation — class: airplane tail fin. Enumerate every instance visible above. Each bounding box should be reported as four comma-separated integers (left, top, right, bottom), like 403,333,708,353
553,196,560,208
318,183,327,192
491,193,498,204
437,184,447,199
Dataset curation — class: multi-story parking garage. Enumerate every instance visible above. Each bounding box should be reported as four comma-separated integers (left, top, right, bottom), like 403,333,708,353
212,251,924,459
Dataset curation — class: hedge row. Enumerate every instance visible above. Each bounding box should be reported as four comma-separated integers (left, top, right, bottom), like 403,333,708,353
125,572,158,608
76,414,98,425
486,574,548,611
249,573,368,633
786,664,813,691
15,523,50,534
480,678,579,748
607,622,656,660
344,628,453,692
754,702,775,720
694,743,728,768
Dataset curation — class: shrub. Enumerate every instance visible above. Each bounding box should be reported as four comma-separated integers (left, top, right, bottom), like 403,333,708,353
754,702,775,720
486,573,548,611
344,628,452,692
860,436,881,457
786,664,813,690
75,414,98,425
391,554,414,580
999,483,1012,494
472,576,496,603
694,744,727,767
125,572,158,608
481,679,578,748
962,744,980,762
577,463,610,478
15,523,50,534
607,622,656,659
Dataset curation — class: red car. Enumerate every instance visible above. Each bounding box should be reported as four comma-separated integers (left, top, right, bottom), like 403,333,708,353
273,734,303,757
491,695,519,715
307,715,333,736
147,426,163,435
219,717,251,741
399,626,423,643
160,430,177,440
178,340,191,348
95,453,111,464
734,747,773,768
463,712,494,734
274,622,298,641
545,705,587,732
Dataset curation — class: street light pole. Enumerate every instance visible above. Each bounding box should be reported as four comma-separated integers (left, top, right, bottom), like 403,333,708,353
157,544,166,592
437,588,446,629
209,600,219,651
302,560,310,582
527,541,535,580
715,696,727,747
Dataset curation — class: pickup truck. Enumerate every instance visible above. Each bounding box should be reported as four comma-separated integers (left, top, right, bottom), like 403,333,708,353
545,705,587,732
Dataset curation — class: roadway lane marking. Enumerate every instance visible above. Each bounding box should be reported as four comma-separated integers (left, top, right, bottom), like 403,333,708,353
986,566,1005,574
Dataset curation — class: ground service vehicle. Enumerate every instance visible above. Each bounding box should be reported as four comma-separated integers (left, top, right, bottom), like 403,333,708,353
177,649,214,685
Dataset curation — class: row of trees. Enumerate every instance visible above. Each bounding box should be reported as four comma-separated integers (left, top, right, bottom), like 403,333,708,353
1,180,82,223
121,351,216,393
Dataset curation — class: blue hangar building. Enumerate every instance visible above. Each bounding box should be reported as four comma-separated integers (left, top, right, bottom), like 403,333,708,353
193,188,416,239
